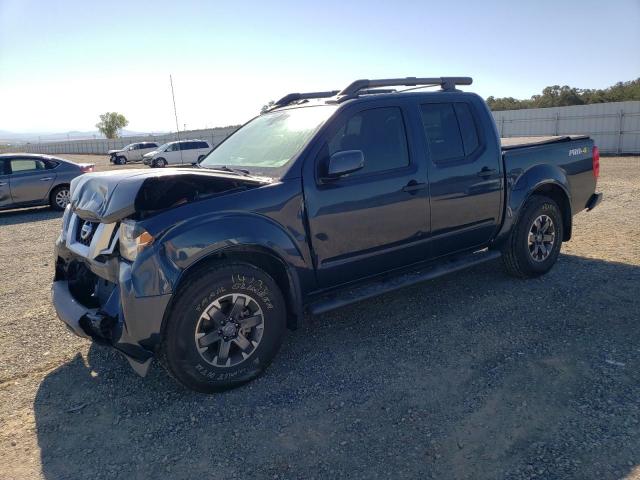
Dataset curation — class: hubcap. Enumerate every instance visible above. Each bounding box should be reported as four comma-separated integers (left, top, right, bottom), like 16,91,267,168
528,214,555,262
55,189,70,208
194,293,264,368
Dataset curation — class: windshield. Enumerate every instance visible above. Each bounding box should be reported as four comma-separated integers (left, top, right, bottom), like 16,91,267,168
155,142,170,152
199,106,336,176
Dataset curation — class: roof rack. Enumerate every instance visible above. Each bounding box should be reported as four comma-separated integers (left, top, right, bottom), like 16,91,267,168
336,76,472,102
271,90,340,109
267,77,473,111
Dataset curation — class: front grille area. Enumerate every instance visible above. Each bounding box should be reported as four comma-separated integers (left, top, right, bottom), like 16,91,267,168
75,218,99,246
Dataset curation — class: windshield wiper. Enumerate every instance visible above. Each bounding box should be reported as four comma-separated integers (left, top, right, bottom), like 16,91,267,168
200,165,251,176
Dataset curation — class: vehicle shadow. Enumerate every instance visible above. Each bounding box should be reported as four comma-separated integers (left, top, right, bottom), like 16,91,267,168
34,254,640,479
0,206,61,226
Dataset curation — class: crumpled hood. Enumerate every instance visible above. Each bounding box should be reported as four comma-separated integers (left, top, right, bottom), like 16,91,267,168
70,168,270,223
108,149,123,155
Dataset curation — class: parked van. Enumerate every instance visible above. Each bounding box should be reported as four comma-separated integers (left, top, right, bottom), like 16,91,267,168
109,142,159,165
142,140,211,167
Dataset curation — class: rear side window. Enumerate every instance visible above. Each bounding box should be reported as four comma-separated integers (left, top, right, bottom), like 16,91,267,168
420,104,464,163
0,160,8,175
327,107,409,176
454,103,480,155
198,141,209,149
10,159,46,173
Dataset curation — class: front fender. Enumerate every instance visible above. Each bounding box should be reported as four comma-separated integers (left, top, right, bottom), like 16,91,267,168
493,163,571,246
157,212,308,290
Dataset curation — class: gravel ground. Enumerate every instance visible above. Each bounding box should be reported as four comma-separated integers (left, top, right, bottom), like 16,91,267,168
0,155,639,480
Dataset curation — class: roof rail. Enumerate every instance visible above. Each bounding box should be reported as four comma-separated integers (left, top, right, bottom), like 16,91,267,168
271,90,340,110
336,76,472,102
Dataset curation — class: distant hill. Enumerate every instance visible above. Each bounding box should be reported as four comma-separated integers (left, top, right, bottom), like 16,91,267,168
0,129,164,143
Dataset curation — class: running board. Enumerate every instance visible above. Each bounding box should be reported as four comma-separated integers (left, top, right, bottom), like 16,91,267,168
308,249,502,315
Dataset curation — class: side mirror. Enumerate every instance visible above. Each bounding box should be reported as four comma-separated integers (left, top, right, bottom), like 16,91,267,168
325,150,364,180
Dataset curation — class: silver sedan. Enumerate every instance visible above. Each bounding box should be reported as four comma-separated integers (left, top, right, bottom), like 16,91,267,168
0,153,94,211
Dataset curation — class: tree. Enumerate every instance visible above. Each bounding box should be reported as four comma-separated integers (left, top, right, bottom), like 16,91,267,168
95,112,129,139
486,78,640,111
260,101,275,114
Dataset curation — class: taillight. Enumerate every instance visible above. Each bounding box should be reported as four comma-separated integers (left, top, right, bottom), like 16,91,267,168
592,146,600,179
80,165,94,173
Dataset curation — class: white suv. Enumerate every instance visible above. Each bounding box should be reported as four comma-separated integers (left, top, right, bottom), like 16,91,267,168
142,140,211,167
108,142,159,165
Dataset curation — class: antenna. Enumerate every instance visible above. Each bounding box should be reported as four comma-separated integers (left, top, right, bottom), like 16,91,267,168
169,74,184,165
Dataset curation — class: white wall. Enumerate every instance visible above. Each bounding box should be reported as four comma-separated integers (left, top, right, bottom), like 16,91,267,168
492,101,640,154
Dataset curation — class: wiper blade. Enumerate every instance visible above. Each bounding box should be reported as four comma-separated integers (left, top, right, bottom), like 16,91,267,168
202,165,251,176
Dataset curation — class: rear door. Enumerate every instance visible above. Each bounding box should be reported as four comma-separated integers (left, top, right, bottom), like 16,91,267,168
0,159,12,207
419,100,503,257
8,157,57,205
304,102,430,287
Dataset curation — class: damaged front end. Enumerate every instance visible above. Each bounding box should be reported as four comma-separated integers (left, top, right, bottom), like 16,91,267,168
52,168,269,375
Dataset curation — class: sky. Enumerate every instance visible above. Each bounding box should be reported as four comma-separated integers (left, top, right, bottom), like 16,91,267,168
0,0,639,134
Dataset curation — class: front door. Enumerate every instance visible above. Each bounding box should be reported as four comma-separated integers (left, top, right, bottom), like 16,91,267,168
8,157,56,205
304,104,430,287
419,100,503,258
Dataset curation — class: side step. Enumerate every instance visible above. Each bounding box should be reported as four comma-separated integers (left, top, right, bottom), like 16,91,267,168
308,249,502,315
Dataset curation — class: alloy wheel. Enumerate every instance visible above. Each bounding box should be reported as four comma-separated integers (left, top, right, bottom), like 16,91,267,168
528,214,555,262
55,188,71,209
194,293,265,368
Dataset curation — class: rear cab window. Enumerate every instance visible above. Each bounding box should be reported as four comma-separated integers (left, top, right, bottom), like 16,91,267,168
420,102,481,164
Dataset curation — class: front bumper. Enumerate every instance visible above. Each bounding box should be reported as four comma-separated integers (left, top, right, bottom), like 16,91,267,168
52,240,172,376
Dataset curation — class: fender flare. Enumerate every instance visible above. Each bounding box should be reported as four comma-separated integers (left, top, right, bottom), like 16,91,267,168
494,164,572,246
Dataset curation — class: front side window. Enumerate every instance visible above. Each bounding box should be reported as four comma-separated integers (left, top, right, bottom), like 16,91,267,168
326,107,409,176
10,159,46,173
200,105,336,176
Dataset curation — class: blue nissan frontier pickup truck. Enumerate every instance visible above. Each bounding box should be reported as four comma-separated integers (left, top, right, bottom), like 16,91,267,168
52,76,602,392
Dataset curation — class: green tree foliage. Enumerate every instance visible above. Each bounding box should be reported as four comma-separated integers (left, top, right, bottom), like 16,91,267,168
487,78,640,111
260,100,275,114
95,112,129,139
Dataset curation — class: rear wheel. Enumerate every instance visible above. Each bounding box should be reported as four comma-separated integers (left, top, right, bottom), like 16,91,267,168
50,185,70,211
502,195,563,278
160,263,286,393
197,155,205,163
153,158,167,168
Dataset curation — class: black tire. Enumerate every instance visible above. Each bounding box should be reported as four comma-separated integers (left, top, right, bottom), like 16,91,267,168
197,155,205,163
159,263,286,393
116,156,127,165
153,157,167,168
502,195,563,278
49,185,70,211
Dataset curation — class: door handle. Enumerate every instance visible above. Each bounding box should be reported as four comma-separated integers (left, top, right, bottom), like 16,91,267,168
402,181,427,193
40,177,53,181
477,167,497,178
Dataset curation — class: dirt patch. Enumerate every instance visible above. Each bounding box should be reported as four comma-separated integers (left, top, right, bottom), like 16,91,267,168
0,156,639,479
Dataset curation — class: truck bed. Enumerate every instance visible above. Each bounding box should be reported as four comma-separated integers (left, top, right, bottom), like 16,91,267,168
501,135,589,151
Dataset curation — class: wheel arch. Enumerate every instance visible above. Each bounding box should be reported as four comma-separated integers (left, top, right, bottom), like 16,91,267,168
526,182,572,241
163,245,303,336
49,182,70,202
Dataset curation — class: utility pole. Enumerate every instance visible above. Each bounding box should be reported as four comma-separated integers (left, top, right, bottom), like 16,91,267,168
170,74,184,164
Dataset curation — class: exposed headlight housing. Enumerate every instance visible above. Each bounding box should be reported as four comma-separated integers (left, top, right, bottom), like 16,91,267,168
119,220,154,262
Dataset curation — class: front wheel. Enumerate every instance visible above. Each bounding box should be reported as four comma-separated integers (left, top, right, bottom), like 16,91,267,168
153,157,167,168
502,195,563,278
160,263,287,393
116,156,127,165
